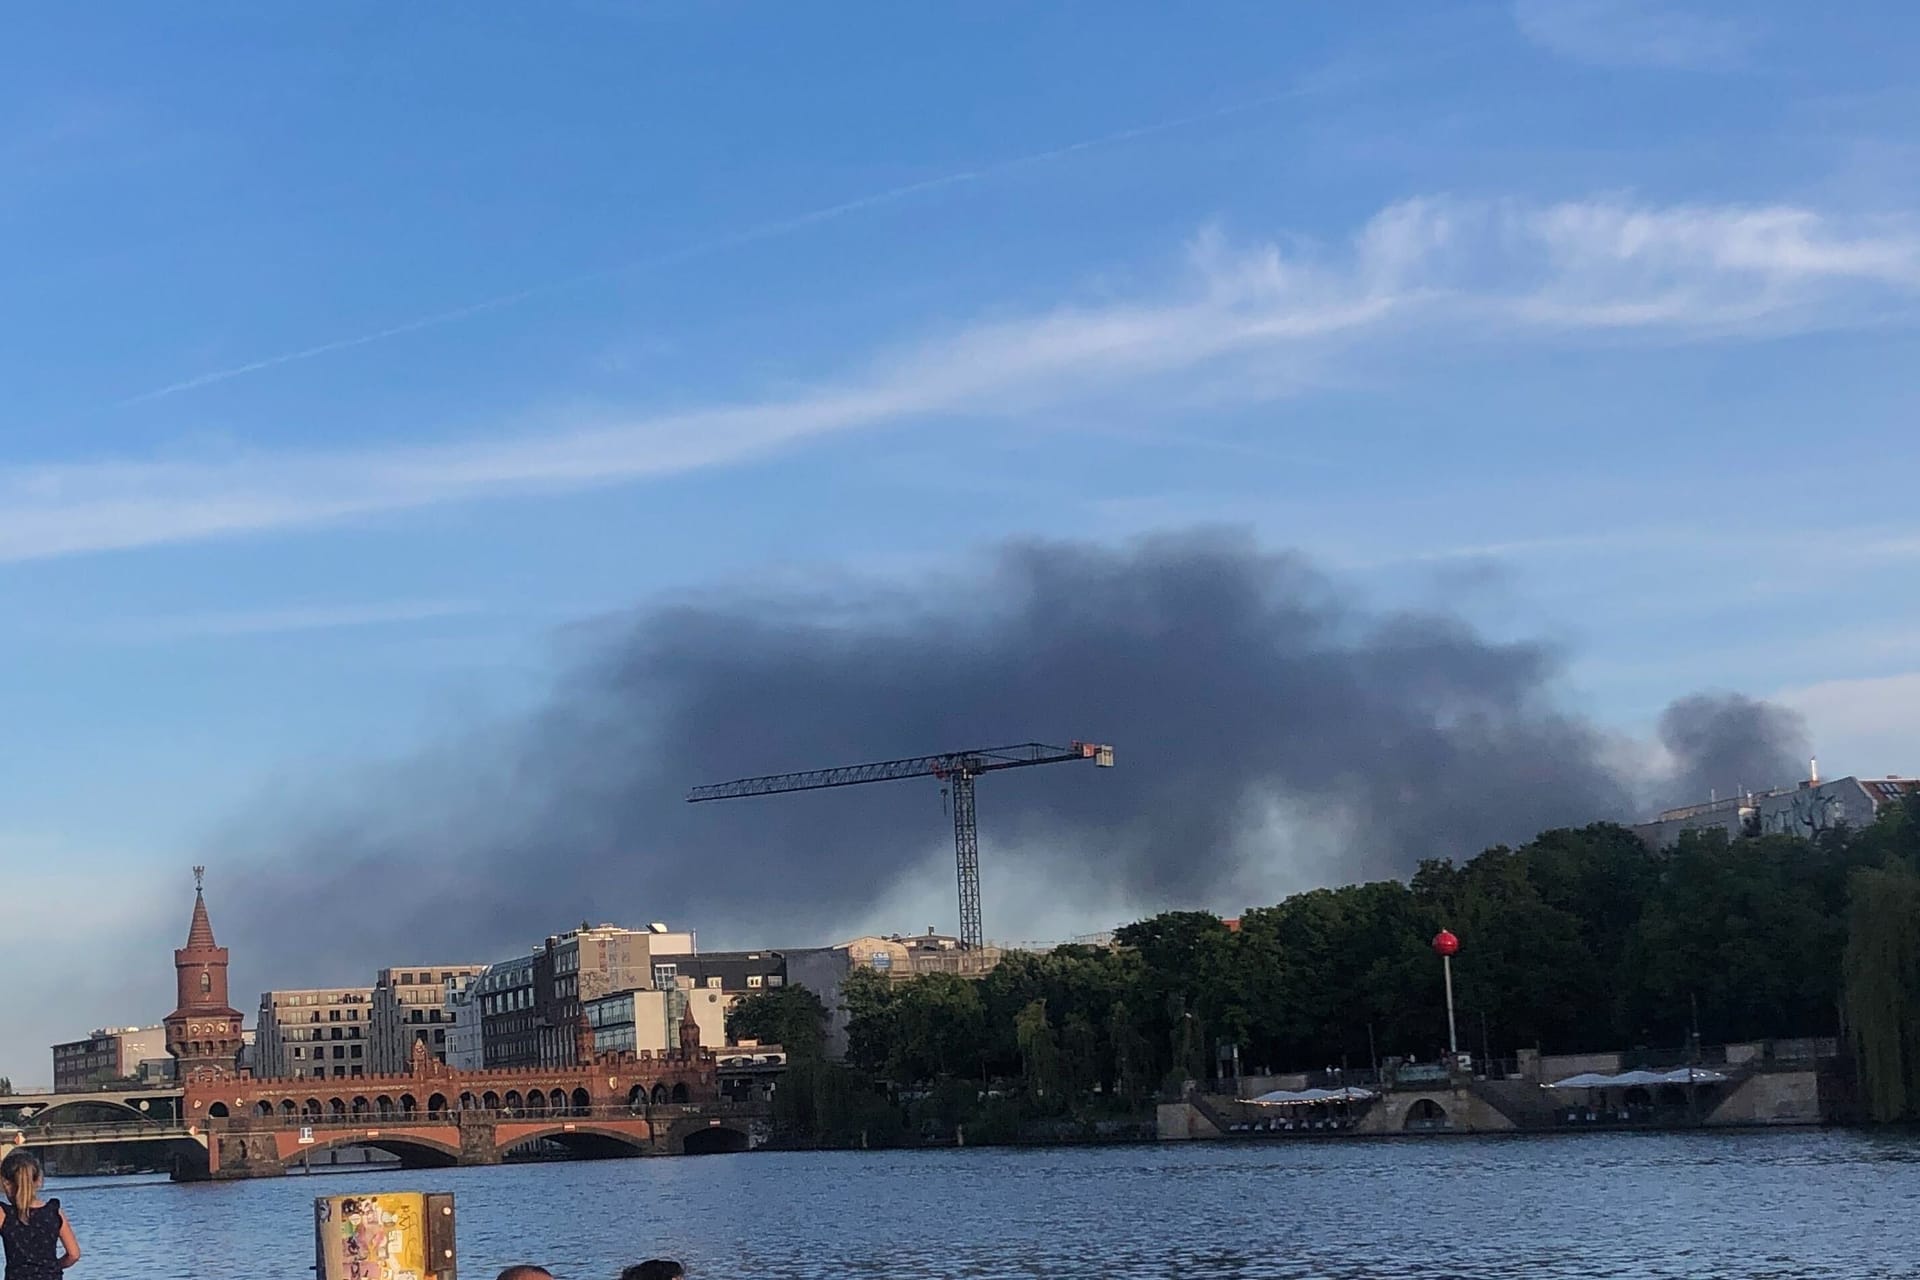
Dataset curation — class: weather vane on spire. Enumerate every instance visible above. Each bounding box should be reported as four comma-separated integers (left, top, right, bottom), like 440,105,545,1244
193,865,205,892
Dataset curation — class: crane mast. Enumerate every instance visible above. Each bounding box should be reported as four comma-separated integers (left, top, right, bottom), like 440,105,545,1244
688,740,1115,950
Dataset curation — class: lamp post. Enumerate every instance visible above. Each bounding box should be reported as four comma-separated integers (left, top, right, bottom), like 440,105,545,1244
1432,930,1460,1064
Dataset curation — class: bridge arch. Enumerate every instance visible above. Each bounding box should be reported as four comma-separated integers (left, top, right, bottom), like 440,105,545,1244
294,1131,461,1170
497,1124,651,1162
1403,1097,1450,1131
16,1097,153,1126
207,1102,230,1118
681,1124,749,1156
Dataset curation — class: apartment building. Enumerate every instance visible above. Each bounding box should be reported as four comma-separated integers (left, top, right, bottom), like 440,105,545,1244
367,964,486,1074
254,986,374,1081
493,923,697,1068
51,1025,169,1092
442,968,486,1071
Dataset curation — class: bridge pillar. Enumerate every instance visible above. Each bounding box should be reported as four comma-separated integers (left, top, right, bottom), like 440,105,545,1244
457,1115,501,1167
207,1124,287,1181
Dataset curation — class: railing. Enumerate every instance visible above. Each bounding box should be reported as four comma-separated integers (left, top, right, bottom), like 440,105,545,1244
4,1121,193,1143
209,1101,762,1131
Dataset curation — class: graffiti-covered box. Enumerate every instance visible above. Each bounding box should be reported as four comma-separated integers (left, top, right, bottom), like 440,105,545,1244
315,1191,457,1280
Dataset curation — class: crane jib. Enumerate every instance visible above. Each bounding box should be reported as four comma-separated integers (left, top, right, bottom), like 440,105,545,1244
686,740,1114,950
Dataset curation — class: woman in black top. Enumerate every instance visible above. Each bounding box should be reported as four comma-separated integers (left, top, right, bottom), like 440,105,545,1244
0,1150,80,1277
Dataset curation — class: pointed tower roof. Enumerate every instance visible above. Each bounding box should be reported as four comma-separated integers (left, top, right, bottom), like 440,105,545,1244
185,865,218,950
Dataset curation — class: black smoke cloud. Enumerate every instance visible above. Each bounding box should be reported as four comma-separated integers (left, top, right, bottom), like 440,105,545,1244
1655,693,1810,810
215,531,1805,985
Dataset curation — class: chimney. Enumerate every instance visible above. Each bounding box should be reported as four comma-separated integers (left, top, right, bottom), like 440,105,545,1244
1810,757,1820,786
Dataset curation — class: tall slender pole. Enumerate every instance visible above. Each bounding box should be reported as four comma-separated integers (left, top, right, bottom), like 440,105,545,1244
1442,953,1459,1059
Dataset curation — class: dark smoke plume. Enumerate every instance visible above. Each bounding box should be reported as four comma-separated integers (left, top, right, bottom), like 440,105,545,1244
214,531,1801,985
1655,692,1810,810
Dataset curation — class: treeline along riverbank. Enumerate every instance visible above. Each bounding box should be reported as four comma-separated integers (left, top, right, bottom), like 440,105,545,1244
728,802,1920,1146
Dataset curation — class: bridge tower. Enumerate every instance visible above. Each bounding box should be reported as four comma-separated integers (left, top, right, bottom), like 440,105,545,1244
164,867,246,1082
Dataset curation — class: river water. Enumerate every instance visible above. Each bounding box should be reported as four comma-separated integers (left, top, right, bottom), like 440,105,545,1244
46,1130,1920,1279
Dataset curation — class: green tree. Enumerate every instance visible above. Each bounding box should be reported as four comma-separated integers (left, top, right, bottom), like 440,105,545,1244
727,984,829,1060
1014,999,1060,1102
1844,862,1920,1121
887,973,986,1083
1108,1000,1152,1105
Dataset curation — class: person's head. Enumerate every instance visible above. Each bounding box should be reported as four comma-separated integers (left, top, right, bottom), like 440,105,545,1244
496,1268,554,1280
1,1150,42,1222
621,1262,685,1280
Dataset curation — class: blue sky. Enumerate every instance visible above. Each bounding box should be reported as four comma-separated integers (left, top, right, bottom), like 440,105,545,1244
5,1,1920,1082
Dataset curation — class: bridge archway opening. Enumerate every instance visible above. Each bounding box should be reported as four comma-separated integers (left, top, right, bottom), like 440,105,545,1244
627,1086,646,1111
670,1084,690,1104
352,1096,370,1117
302,1099,323,1118
548,1089,567,1114
483,1092,501,1111
299,1136,459,1171
329,1098,348,1118
376,1095,396,1118
1403,1098,1449,1131
528,1091,548,1117
502,1128,646,1163
253,1101,272,1118
399,1094,418,1117
681,1125,749,1156
20,1098,154,1126
571,1088,592,1116
427,1093,449,1118
650,1084,668,1106
458,1092,479,1112
504,1090,524,1114
279,1100,297,1119
206,1102,230,1119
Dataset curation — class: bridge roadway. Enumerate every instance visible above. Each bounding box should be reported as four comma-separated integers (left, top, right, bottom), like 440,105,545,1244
5,1104,764,1180
197,1103,762,1179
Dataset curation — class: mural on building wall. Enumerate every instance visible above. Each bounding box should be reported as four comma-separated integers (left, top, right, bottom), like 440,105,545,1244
1762,787,1846,839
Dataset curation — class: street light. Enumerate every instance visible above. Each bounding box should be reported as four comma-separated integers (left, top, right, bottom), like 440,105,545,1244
1432,930,1461,1065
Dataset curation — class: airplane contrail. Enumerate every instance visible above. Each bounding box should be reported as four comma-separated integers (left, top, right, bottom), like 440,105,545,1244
116,87,1304,408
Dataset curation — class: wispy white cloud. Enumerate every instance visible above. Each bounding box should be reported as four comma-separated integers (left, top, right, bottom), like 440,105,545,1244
113,87,1314,408
1512,0,1759,71
1775,670,1920,777
8,196,1919,565
83,599,483,642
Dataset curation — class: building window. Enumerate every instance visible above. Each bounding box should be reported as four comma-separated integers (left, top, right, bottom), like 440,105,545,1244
768,975,784,987
200,971,211,994
870,953,892,971
706,977,722,989
747,975,763,989
350,1045,362,1059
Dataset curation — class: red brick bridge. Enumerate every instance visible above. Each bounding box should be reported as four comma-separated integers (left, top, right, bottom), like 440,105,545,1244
181,1036,756,1180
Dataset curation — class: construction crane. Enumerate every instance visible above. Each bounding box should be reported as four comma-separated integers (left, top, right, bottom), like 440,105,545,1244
687,741,1115,951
